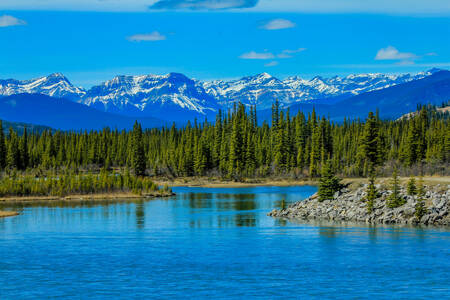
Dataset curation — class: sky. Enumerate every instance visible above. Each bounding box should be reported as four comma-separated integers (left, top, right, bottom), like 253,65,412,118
0,0,449,87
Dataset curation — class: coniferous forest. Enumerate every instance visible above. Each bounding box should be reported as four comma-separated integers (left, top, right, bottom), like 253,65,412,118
0,102,448,192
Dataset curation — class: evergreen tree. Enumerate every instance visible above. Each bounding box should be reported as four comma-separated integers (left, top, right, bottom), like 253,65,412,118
318,159,341,202
228,110,243,179
365,171,378,213
0,121,6,169
415,177,427,221
387,169,405,208
131,121,146,176
407,177,417,195
6,128,20,169
358,111,380,176
19,127,29,170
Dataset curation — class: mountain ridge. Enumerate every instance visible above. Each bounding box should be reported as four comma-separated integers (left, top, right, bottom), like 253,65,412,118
0,69,441,121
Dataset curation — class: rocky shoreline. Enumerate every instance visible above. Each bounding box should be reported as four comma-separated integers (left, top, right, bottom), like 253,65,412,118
269,184,450,226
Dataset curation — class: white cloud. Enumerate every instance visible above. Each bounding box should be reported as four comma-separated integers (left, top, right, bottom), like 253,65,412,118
127,31,166,42
262,18,295,30
277,47,306,58
264,61,278,67
239,51,275,59
0,15,26,27
375,46,417,61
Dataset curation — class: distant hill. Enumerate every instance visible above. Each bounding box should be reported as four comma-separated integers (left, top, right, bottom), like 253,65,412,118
1,119,52,135
0,94,165,130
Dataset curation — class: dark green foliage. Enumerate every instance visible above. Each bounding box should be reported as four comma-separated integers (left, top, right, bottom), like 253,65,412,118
366,172,378,213
0,104,448,180
415,177,427,221
407,177,417,195
318,160,342,202
387,170,405,208
131,121,146,176
0,121,5,169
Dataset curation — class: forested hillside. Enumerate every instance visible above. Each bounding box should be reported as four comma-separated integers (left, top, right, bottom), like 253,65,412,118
0,101,448,179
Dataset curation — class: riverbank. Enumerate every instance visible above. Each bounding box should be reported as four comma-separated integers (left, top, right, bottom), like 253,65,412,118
154,177,317,188
154,176,450,188
0,211,19,218
268,178,449,226
0,191,175,203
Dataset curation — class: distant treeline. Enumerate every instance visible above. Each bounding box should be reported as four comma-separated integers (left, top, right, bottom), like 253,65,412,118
0,102,448,179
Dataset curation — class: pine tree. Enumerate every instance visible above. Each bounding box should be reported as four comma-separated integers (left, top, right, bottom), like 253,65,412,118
407,177,417,195
387,169,405,208
19,127,29,170
365,171,378,213
415,177,427,221
0,121,6,169
357,111,380,176
245,134,256,176
318,159,341,202
6,128,20,169
228,112,243,179
131,121,146,176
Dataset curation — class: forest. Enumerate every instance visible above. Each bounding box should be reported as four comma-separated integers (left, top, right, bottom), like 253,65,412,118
0,101,448,186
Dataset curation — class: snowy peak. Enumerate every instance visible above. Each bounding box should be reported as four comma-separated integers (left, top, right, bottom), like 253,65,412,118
83,72,219,117
0,73,85,100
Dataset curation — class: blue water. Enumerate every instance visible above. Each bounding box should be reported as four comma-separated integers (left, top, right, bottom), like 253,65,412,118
0,185,449,299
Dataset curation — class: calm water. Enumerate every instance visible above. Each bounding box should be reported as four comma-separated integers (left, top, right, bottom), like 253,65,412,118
0,186,449,299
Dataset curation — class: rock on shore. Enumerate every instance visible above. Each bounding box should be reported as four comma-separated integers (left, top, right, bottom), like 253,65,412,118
268,184,450,226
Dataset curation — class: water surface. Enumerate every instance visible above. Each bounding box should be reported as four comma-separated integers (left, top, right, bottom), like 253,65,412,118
1,186,449,299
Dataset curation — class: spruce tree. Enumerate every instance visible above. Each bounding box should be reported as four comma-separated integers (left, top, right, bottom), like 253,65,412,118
318,159,341,202
387,169,405,208
6,128,20,169
0,121,5,169
415,177,427,221
365,171,378,213
407,177,417,195
19,127,29,170
357,111,380,176
131,121,146,176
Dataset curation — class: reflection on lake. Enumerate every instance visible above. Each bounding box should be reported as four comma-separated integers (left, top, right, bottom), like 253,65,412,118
1,185,449,299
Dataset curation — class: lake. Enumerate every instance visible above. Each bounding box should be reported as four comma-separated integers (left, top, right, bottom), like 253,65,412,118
1,185,449,299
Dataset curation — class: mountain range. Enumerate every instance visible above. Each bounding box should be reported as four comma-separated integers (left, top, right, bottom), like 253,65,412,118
0,68,448,129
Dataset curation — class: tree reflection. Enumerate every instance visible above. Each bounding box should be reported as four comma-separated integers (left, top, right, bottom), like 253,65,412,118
135,200,145,230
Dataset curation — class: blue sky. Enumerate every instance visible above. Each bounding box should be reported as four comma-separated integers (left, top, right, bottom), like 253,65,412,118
0,0,449,87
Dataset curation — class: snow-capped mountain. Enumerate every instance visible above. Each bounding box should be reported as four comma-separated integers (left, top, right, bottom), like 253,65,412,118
204,70,435,110
0,73,85,100
0,69,441,119
82,72,220,119
201,72,304,109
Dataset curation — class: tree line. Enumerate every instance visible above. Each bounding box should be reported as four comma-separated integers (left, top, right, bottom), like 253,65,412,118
0,102,448,179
